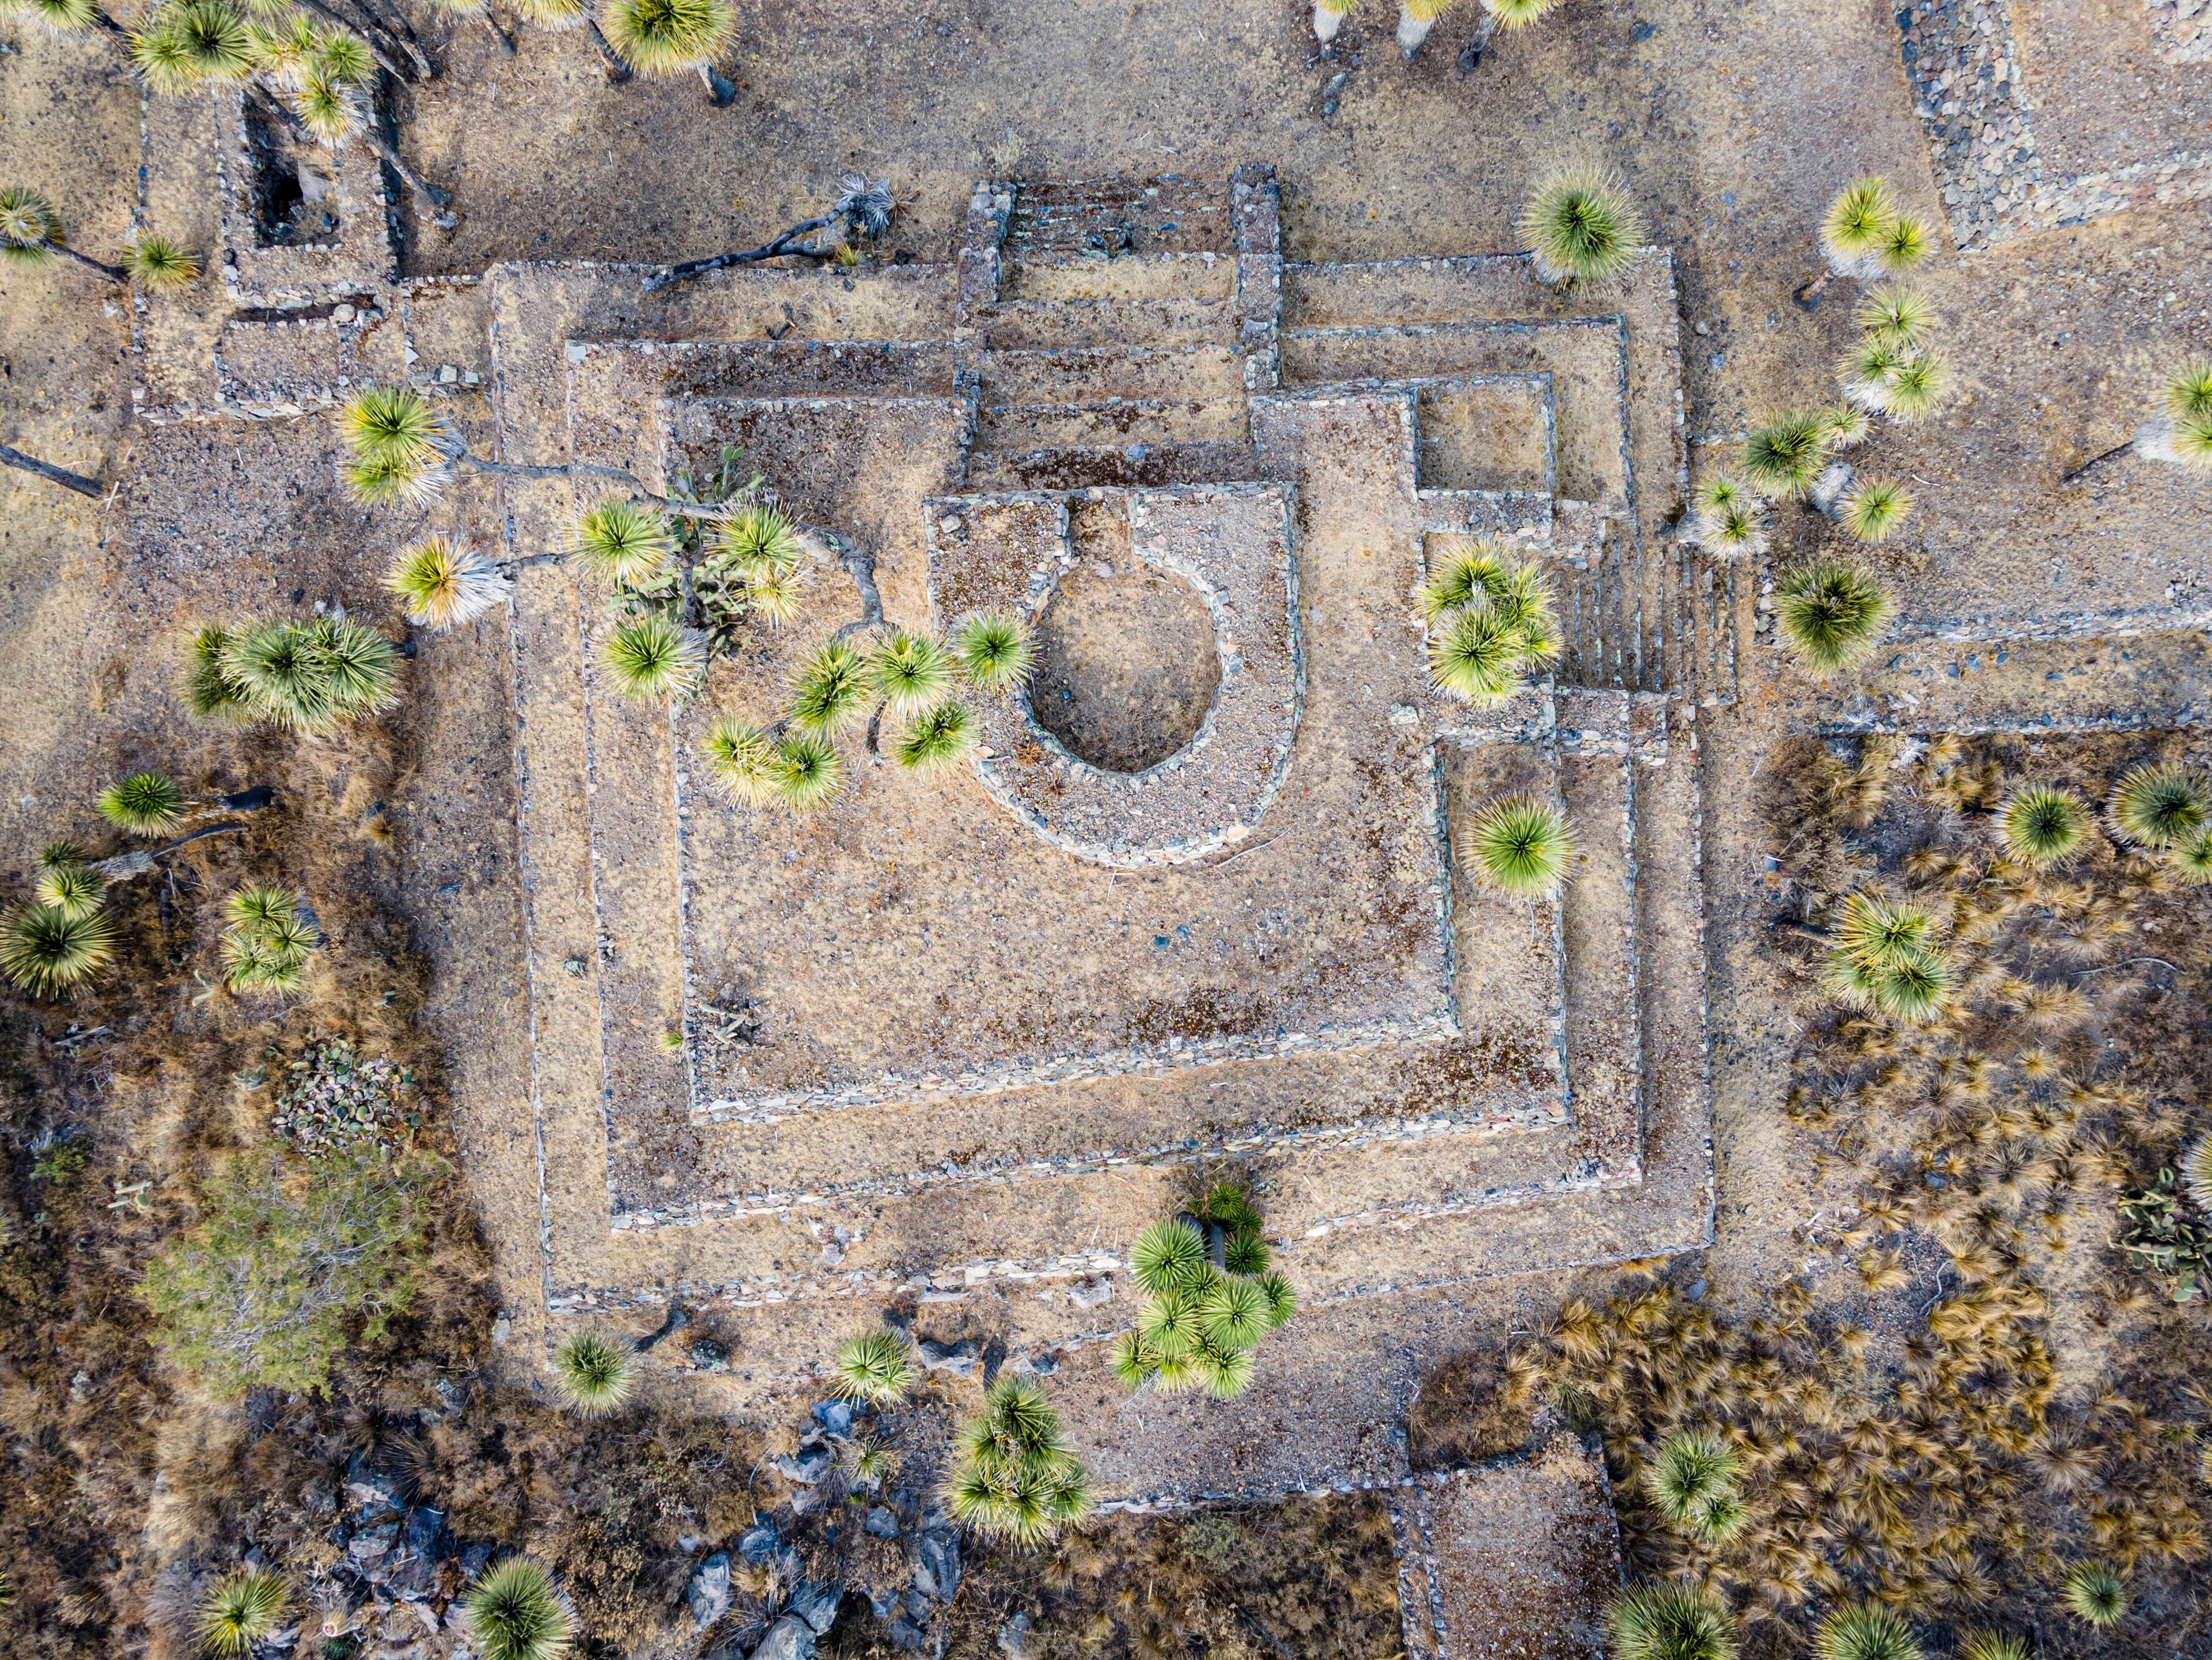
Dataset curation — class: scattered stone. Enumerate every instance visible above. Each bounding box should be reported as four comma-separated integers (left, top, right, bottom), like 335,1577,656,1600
865,1506,899,1539
811,1399,856,1438
771,1448,833,1485
868,1586,900,1618
1067,1277,1112,1309
689,1551,733,1630
791,1579,840,1633
916,1337,980,1377
272,1037,418,1158
914,1529,961,1602
752,1613,816,1660
884,1616,927,1652
690,1337,732,1370
997,1610,1032,1657
404,1506,447,1555
736,1519,784,1566
347,1522,399,1561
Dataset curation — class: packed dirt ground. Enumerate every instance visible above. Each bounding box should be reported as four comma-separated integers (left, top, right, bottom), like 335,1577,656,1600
3,0,2211,1654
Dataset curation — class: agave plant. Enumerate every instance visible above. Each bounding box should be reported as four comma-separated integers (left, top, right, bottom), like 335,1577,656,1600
896,700,977,773
0,185,131,282
1774,558,1894,674
1520,167,1643,289
789,640,872,735
551,1329,636,1417
385,538,511,629
955,611,1035,691
835,1330,915,1403
2059,1560,2127,1629
600,0,737,100
2107,761,2209,849
339,385,459,505
574,498,676,587
196,1568,289,1658
1813,1603,1921,1660
1467,795,1574,896
1,902,118,997
98,770,185,835
1998,783,2088,867
601,615,707,702
1840,478,1911,543
463,1558,575,1660
1606,1582,1738,1660
1740,411,1831,498
945,1375,1093,1545
867,629,953,716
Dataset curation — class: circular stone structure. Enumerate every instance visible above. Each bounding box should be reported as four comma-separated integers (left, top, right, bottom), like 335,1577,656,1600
926,484,1305,867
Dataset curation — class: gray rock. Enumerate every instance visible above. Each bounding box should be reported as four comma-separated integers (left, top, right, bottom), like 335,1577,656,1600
868,1586,900,1618
404,1507,446,1554
347,1522,399,1561
914,1530,960,1602
865,1507,899,1539
752,1613,817,1660
902,1589,930,1621
791,1579,840,1634
736,1519,783,1566
916,1337,980,1377
997,1611,1032,1657
771,1449,833,1486
689,1551,733,1631
811,1400,856,1438
885,1616,928,1652
691,1337,732,1371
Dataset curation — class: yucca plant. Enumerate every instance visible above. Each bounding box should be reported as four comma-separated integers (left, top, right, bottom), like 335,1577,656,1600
945,1375,1093,1545
789,640,872,735
1855,283,1932,349
1999,783,2088,867
221,883,315,993
768,735,843,812
208,615,401,733
283,66,452,213
1606,1582,1738,1660
896,700,977,773
339,385,457,506
1423,547,1559,702
1832,891,1934,967
1774,558,1894,674
714,503,800,577
1840,478,1911,543
1,903,118,997
1687,476,1770,561
574,498,676,586
2177,829,2212,884
385,538,510,629
1816,175,1897,288
601,615,706,702
1643,1430,1744,1540
5,0,130,39
1881,350,1950,423
600,0,736,100
131,0,256,93
35,862,103,922
0,185,131,281
463,1558,575,1660
1819,403,1873,450
1955,1635,2027,1660
1813,1602,1921,1660
1393,0,1450,56
1520,167,1643,289
98,770,185,835
1312,0,1354,42
1840,337,1911,414
1871,944,1955,1022
955,611,1035,691
1459,0,1565,69
123,232,200,291
2059,1560,2127,1629
2183,1134,2212,1211
1130,1218,1210,1295
867,629,952,716
550,1329,635,1416
702,716,777,804
2107,761,2209,849
196,1567,289,1658
1467,795,1574,896
2133,360,2212,475
1741,410,1831,498
834,1330,915,1403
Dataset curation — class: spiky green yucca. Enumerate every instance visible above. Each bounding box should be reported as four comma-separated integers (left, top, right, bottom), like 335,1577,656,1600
292,68,361,143
123,233,200,292
1198,1274,1271,1351
1,903,117,997
789,640,871,735
1877,212,1930,276
1955,1635,2028,1660
1873,944,1954,1022
211,615,400,732
132,0,255,93
1139,1288,1205,1360
1855,284,1933,349
0,186,63,263
309,28,370,82
1130,1219,1210,1295
573,499,675,585
715,504,800,577
1467,795,1574,896
99,771,185,835
601,0,734,73
702,716,777,805
1819,403,1873,450
2108,761,2208,848
955,611,1035,691
196,1568,289,1658
1775,558,1895,674
221,884,313,992
1483,0,1565,24
1820,176,1898,275
35,863,103,922
339,385,453,506
184,627,249,724
1999,784,2088,867
11,0,103,35
386,538,509,629
1741,411,1830,498
2166,360,2212,424
1841,478,1912,543
1423,549,1560,702
897,699,976,773
2179,829,2212,884
770,735,843,812
1521,167,1643,288
551,1330,635,1416
835,1330,915,1403
2183,1134,2212,1211
601,617,706,702
868,629,952,716
946,1375,1092,1546
1813,1603,1921,1660
2060,1560,2127,1629
1834,891,1936,970
1606,1582,1738,1660
744,561,805,626
1881,350,1950,423
1841,338,1911,413
464,1559,574,1660
1643,1430,1743,1534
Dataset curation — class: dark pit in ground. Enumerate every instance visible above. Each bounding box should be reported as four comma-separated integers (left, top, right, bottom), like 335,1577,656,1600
1028,557,1221,774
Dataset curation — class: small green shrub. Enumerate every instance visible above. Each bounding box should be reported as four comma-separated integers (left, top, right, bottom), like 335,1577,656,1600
944,1375,1093,1546
835,1330,915,1403
1467,795,1575,896
463,1558,575,1660
551,1329,636,1416
97,770,185,835
2059,1559,2128,1629
1605,1582,1738,1660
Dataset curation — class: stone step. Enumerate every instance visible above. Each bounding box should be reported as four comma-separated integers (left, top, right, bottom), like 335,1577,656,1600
1296,371,1556,498
963,441,1263,492
1001,250,1238,302
980,341,1247,404
1007,176,1233,255
972,294,1239,351
978,395,1251,447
